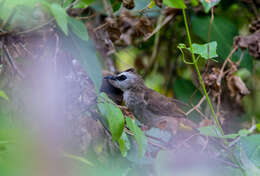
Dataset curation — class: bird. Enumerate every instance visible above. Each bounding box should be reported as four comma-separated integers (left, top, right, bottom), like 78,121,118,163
104,68,197,133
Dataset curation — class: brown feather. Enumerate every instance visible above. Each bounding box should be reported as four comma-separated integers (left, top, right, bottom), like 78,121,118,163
144,88,186,118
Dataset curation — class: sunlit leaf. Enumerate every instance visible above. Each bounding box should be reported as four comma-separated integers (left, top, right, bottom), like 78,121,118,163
50,3,68,35
256,124,260,132
163,0,186,9
98,93,125,141
126,117,147,157
0,90,9,101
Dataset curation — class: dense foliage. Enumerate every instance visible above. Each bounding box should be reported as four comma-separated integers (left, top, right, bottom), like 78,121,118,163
0,0,260,176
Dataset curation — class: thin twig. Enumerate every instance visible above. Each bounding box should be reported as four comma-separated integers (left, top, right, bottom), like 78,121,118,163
53,33,60,72
216,46,238,86
186,95,206,116
93,22,108,32
76,13,98,20
3,45,25,78
144,14,174,41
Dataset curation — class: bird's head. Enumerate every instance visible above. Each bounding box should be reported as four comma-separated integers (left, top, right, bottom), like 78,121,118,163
104,68,144,91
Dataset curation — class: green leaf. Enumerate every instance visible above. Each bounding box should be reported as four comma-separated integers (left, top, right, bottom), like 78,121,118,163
50,3,68,35
238,129,251,137
63,0,73,8
239,145,260,175
191,15,253,71
118,132,131,157
191,15,238,61
110,0,122,12
190,42,218,59
239,135,260,167
256,124,260,132
63,153,94,166
199,0,221,13
178,42,218,60
98,93,125,141
0,90,9,101
173,78,202,104
74,0,95,8
126,117,147,157
68,17,88,41
199,125,239,139
199,125,222,137
163,0,186,9
60,30,102,91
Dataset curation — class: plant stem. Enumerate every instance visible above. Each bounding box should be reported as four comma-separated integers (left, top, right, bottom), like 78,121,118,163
182,9,246,174
182,9,224,136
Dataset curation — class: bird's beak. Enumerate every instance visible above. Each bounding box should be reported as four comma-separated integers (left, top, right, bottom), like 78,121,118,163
104,75,117,80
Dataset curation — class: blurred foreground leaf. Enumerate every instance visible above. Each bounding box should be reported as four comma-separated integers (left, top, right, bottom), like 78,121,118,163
98,93,125,141
118,132,131,157
61,29,102,90
68,16,88,41
50,3,68,35
0,90,8,101
126,117,147,157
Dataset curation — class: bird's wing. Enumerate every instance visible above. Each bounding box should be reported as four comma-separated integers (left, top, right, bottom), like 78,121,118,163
144,88,186,118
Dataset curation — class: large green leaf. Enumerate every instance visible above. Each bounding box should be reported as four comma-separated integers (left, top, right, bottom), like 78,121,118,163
239,135,260,167
50,3,68,35
173,77,202,104
126,117,147,157
191,15,237,61
61,29,102,91
163,0,186,9
98,93,125,141
68,16,88,41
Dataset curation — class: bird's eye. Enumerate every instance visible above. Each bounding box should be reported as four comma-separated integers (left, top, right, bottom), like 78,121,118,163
116,75,127,81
